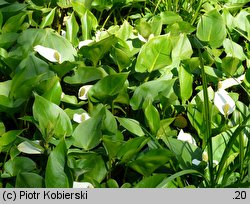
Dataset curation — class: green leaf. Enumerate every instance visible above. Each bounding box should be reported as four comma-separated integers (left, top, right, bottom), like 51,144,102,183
221,57,241,76
162,137,202,170
106,179,119,188
80,9,98,40
157,169,205,188
171,33,193,66
179,64,193,101
88,72,128,103
117,136,150,163
33,93,73,139
135,35,172,73
16,172,43,187
45,139,69,188
0,121,5,136
110,45,131,72
10,54,53,100
144,103,160,134
2,12,26,33
117,117,144,137
223,38,246,61
66,12,79,46
160,11,183,25
0,130,23,153
64,66,107,84
116,20,133,41
197,9,227,48
72,114,103,150
135,174,167,188
2,157,36,178
68,152,107,183
17,28,76,62
130,78,177,110
41,76,62,105
0,33,19,49
102,132,124,159
79,35,118,66
129,149,173,176
40,7,56,29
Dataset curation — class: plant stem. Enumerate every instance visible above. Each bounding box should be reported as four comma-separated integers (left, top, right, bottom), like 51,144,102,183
198,48,214,187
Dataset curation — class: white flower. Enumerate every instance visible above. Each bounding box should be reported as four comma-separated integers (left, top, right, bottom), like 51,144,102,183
61,30,66,38
214,88,235,116
73,112,91,123
138,33,154,42
177,129,197,146
73,181,94,188
192,159,201,166
218,74,245,90
78,85,93,100
78,40,94,49
34,45,62,63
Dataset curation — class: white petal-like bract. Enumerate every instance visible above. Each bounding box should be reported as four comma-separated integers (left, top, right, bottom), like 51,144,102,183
34,45,62,63
73,113,91,123
218,74,245,90
78,85,93,100
214,89,235,116
78,40,94,49
73,182,94,188
177,129,197,146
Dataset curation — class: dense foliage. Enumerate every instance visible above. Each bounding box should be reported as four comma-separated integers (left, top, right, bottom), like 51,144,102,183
0,0,250,188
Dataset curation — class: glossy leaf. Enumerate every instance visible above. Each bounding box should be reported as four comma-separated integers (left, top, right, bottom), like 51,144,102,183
45,139,69,188
130,78,177,110
16,172,43,187
79,35,118,66
33,93,73,139
64,66,107,84
40,7,56,28
88,72,128,103
162,137,202,170
197,9,227,48
117,137,150,163
0,130,23,153
80,9,98,40
135,35,172,73
18,28,76,62
68,152,107,183
2,157,36,178
72,114,103,150
144,103,160,134
117,117,144,137
129,149,172,176
179,65,193,101
135,174,167,188
223,38,246,61
41,76,62,105
2,12,26,33
66,12,79,47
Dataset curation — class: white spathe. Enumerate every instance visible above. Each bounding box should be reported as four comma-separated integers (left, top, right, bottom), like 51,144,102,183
78,40,94,49
73,112,91,123
214,88,235,116
34,45,62,63
192,159,201,166
177,129,197,146
78,85,93,100
218,74,245,90
73,181,94,188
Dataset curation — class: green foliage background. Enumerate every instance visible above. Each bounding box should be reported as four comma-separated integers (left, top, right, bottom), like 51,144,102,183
0,0,250,188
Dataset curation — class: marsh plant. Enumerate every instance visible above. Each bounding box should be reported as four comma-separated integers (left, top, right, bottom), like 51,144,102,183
0,0,249,188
